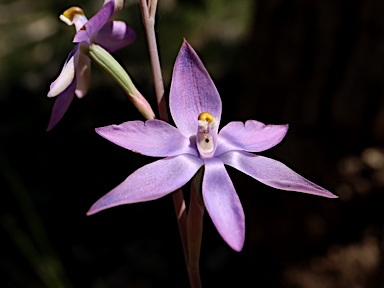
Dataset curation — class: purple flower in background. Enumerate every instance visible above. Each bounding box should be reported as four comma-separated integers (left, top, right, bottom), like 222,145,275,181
88,40,337,251
47,2,135,131
73,0,126,43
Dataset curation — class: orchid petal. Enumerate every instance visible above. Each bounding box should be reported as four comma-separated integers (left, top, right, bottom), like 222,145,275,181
48,45,79,98
170,40,222,138
87,154,204,215
59,7,88,32
220,150,337,198
71,14,88,32
104,0,125,16
95,21,136,52
73,1,114,43
75,52,91,98
203,157,245,251
215,121,288,156
47,77,76,131
96,120,199,157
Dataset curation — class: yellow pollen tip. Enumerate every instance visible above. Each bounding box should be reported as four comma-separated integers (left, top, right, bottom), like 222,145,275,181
62,7,84,20
198,112,214,123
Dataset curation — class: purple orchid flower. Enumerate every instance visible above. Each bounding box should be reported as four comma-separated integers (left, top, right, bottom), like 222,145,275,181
73,0,126,43
47,3,135,131
87,40,337,251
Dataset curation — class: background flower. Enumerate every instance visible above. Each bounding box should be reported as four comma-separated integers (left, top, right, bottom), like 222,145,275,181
73,0,126,43
47,4,136,131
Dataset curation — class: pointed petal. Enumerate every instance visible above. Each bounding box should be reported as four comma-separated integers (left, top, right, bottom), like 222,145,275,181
95,21,136,52
75,53,91,98
48,45,79,97
95,120,198,157
87,154,204,215
215,121,289,156
220,150,337,198
47,77,76,131
170,40,222,137
203,157,245,251
73,1,114,43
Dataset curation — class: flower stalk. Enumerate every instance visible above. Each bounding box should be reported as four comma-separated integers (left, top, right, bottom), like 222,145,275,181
139,0,192,282
187,169,204,288
87,44,155,120
139,0,168,122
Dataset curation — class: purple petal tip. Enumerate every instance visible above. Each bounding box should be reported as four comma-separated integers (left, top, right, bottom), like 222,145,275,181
86,208,96,216
231,241,244,252
181,39,195,55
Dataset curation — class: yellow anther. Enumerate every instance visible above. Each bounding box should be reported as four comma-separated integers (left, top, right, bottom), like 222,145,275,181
198,112,214,123
62,6,84,20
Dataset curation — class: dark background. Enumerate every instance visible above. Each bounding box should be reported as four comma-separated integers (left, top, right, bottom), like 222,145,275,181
1,0,384,287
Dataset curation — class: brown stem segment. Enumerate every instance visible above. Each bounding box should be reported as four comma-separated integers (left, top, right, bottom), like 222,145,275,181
187,180,204,288
172,185,189,267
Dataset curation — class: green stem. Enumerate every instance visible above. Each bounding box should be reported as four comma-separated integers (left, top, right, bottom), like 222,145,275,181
87,44,155,120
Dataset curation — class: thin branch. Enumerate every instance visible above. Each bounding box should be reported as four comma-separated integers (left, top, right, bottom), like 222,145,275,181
148,0,158,19
139,0,168,122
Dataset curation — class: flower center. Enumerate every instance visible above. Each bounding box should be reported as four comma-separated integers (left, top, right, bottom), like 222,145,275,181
196,112,218,158
59,6,88,32
60,7,84,23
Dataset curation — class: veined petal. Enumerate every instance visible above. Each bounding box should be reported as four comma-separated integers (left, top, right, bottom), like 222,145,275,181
170,40,222,138
73,1,114,43
220,150,337,198
48,45,79,98
203,157,245,251
104,0,125,18
47,77,76,131
96,120,198,157
215,120,288,156
87,154,204,215
75,52,91,98
95,21,136,52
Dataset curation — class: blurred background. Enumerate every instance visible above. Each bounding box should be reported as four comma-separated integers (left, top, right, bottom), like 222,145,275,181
1,0,384,287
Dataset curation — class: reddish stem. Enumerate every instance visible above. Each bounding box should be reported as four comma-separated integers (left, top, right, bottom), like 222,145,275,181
139,0,189,270
187,180,204,288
